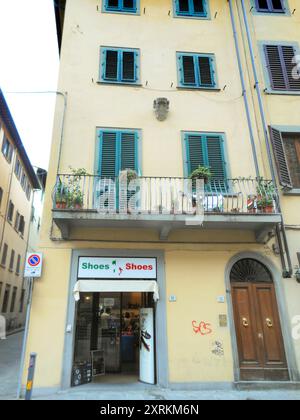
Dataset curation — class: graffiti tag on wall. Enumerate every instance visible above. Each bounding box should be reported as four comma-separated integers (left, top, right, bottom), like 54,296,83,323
192,320,212,336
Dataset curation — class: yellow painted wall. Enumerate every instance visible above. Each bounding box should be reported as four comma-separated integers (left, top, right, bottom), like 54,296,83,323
24,0,300,389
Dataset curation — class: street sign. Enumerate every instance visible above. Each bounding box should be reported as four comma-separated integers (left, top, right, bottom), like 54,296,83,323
24,253,43,278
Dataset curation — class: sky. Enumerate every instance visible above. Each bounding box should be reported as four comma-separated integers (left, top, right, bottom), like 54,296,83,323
0,0,59,170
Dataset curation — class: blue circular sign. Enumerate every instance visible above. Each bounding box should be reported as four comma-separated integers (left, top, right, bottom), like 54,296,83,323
28,254,40,267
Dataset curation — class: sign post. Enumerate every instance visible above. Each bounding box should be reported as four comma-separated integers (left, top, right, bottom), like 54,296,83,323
24,253,43,278
17,253,43,399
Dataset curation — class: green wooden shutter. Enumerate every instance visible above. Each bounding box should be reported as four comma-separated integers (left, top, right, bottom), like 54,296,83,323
185,134,205,174
181,55,196,85
269,127,293,188
282,46,300,91
122,51,135,82
105,50,119,81
206,135,227,190
120,132,137,171
99,131,117,177
198,56,214,87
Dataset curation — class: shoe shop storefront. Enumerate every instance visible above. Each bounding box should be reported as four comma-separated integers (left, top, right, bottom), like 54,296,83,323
61,250,168,389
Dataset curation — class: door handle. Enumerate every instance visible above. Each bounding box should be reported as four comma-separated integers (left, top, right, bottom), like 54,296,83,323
242,317,249,327
266,318,273,328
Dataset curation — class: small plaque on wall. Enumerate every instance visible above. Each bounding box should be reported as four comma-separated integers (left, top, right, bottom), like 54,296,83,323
219,314,228,328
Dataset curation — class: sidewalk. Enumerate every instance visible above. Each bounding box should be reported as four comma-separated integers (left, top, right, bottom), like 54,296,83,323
32,383,300,400
0,331,23,400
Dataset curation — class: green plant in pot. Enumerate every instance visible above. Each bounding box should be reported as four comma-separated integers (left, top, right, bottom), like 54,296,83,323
67,167,89,209
189,166,212,185
55,180,68,209
126,169,138,183
72,190,84,209
256,178,276,213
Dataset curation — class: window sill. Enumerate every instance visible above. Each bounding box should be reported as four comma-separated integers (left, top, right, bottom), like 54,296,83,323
264,89,300,96
97,81,142,88
174,15,210,20
177,86,221,92
252,10,290,17
283,189,300,196
102,10,140,16
0,264,6,269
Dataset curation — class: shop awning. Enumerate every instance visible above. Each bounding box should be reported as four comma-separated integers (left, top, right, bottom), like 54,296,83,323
73,280,159,302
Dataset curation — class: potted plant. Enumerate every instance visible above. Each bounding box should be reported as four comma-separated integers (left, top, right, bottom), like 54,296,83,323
55,180,68,209
67,167,89,209
126,169,138,184
256,178,276,214
72,191,84,209
257,197,274,214
189,166,212,185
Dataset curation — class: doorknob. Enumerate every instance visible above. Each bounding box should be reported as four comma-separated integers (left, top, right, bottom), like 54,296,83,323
242,317,249,327
266,318,273,328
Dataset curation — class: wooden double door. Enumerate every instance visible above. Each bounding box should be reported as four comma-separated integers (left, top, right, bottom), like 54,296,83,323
232,282,289,381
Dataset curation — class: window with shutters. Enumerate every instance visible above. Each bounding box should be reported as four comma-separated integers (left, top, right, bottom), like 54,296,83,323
7,201,14,223
253,0,289,14
184,132,227,190
177,53,217,89
269,127,300,189
1,243,8,267
103,0,139,14
97,129,139,177
2,284,11,313
100,47,140,85
1,136,13,163
174,0,209,18
262,43,300,93
9,249,15,272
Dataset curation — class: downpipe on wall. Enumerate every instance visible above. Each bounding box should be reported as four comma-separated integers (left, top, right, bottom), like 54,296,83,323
236,0,293,277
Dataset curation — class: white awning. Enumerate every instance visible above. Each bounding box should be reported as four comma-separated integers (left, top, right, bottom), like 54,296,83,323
73,280,159,302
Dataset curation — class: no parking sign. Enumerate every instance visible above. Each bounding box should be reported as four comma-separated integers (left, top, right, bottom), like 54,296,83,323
24,253,43,278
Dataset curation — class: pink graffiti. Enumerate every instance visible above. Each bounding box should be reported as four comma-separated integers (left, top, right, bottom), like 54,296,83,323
192,321,213,336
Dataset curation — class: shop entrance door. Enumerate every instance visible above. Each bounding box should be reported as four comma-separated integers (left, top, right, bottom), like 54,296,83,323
73,291,154,384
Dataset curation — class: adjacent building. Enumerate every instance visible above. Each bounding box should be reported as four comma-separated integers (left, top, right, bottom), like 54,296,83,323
0,90,40,333
23,0,300,394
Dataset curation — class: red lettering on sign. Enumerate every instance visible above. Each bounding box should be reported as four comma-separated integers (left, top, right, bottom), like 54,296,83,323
125,263,153,271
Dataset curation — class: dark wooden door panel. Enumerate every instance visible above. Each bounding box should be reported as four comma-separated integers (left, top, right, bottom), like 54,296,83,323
232,282,289,382
254,285,288,368
232,284,261,368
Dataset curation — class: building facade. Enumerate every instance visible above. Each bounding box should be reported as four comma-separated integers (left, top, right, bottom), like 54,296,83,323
24,0,300,393
0,90,40,333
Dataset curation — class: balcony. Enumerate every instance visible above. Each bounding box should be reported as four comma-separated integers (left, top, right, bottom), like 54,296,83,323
52,175,281,242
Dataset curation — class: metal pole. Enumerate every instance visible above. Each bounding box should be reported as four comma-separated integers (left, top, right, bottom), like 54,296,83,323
25,353,37,401
16,277,34,399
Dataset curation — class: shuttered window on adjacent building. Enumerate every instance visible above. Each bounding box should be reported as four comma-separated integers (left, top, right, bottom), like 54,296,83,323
264,44,300,91
104,0,138,13
175,0,207,17
178,53,217,89
184,132,227,190
97,130,139,177
255,0,285,13
269,127,300,189
101,48,140,84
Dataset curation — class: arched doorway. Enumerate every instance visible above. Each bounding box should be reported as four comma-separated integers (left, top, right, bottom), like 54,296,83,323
230,258,289,381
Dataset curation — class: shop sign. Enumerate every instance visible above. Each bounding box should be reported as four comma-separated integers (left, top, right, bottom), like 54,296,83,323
78,257,157,280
